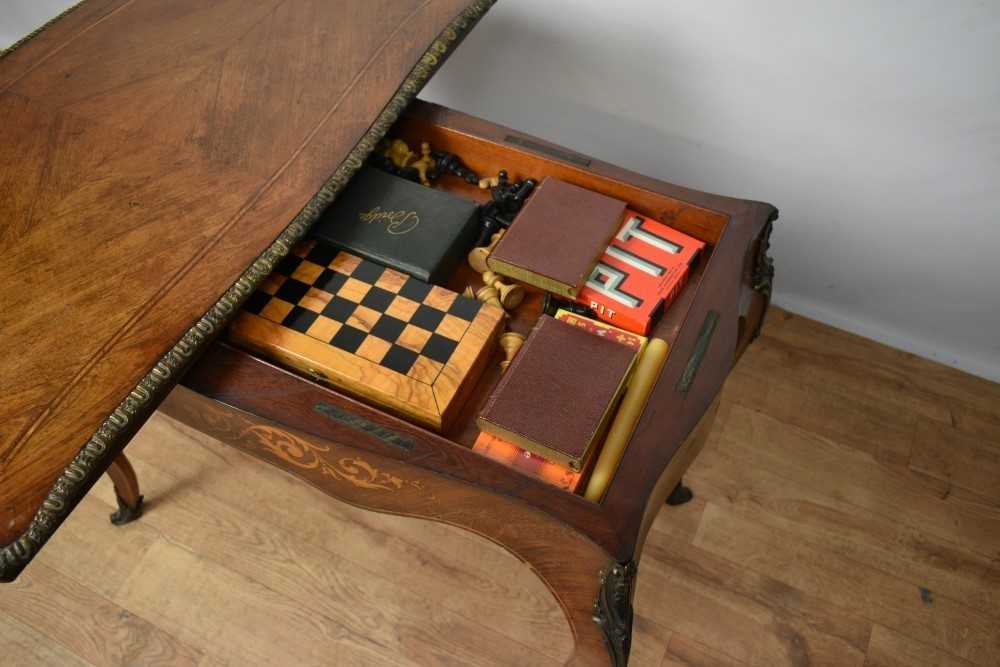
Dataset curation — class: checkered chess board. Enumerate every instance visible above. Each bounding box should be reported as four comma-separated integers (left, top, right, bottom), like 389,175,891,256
228,240,503,432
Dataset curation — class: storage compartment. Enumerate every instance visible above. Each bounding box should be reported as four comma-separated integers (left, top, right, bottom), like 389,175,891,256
195,102,732,501
388,112,723,450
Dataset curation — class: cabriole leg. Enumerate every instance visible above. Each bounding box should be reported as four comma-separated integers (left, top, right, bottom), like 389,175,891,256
105,453,144,525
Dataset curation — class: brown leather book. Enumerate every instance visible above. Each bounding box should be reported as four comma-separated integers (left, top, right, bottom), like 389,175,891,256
486,177,626,298
477,315,637,471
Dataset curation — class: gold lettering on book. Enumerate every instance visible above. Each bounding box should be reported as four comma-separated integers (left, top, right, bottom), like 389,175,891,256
358,206,420,235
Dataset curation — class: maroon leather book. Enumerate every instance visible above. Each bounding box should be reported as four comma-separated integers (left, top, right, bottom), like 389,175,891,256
486,177,627,298
477,316,636,471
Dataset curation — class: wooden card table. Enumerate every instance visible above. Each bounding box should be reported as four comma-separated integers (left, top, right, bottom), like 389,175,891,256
0,2,776,665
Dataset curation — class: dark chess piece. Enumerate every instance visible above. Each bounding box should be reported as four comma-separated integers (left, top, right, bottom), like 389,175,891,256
496,176,536,219
474,174,537,246
475,203,504,247
542,293,595,318
430,150,480,185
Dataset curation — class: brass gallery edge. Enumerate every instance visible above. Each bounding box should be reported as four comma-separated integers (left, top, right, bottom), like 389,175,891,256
0,0,497,582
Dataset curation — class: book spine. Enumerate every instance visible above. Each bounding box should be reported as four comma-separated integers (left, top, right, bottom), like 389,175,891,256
485,257,576,298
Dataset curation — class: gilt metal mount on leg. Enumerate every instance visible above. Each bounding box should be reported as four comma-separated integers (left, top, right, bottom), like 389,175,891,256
750,217,776,341
593,560,637,667
105,453,144,525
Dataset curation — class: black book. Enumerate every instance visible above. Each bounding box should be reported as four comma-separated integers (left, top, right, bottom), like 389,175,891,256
312,166,480,284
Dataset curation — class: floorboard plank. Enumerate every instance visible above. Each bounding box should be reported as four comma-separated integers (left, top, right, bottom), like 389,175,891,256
90,455,562,666
687,417,1000,617
711,404,1000,560
115,538,411,666
865,625,979,667
0,615,94,667
722,363,915,469
0,561,202,667
33,483,158,600
761,309,1000,424
694,503,999,666
630,615,671,667
910,416,1000,505
639,535,870,667
661,633,748,667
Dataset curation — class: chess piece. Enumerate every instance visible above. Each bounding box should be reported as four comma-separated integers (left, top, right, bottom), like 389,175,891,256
542,292,595,318
468,230,504,274
413,142,436,186
504,178,537,213
475,285,505,314
475,173,535,246
482,269,525,310
430,150,480,185
478,170,507,190
463,285,476,299
498,331,525,373
383,138,415,169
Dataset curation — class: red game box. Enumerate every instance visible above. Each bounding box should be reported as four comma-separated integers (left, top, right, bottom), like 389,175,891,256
575,211,705,334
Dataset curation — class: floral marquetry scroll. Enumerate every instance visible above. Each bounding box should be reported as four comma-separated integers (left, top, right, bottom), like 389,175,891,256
246,425,421,492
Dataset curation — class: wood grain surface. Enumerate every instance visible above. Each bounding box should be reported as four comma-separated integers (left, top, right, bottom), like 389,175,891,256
0,0,489,546
5,307,999,666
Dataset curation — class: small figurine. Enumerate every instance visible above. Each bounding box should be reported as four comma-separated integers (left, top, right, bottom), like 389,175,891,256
498,331,526,373
412,142,436,186
478,172,502,189
369,138,420,183
468,230,504,274
475,284,506,315
482,269,525,310
384,139,416,169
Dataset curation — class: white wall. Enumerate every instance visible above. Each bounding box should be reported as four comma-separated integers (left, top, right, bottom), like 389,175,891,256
420,1,1000,382
4,2,999,381
0,1,76,48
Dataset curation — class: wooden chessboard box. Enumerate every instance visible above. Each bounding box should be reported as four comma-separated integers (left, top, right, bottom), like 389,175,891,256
227,241,503,433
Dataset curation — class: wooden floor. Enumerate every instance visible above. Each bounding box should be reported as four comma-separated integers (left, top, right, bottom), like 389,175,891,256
3,306,1000,666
